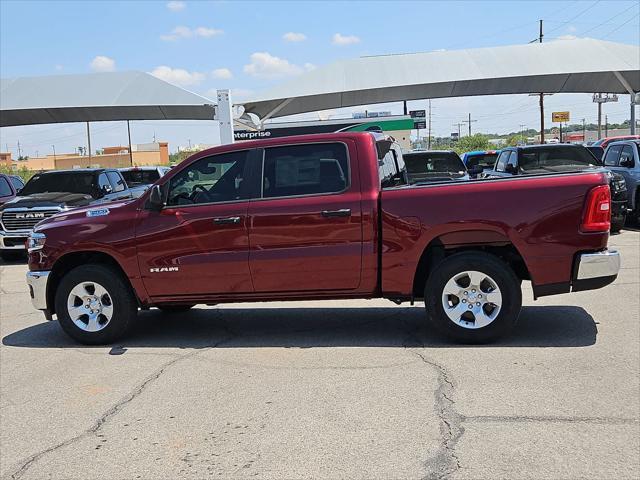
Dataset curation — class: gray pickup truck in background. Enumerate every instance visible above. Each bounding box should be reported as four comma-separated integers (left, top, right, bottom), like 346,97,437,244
0,168,135,260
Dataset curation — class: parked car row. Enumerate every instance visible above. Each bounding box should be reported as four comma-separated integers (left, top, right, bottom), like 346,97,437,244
0,166,169,260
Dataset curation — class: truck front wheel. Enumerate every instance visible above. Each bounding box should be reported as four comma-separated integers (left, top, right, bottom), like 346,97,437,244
55,264,137,345
424,252,522,343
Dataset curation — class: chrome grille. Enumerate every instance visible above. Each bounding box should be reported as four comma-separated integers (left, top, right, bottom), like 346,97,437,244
1,210,60,231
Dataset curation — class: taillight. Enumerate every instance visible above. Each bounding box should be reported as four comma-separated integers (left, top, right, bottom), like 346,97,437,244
581,184,611,233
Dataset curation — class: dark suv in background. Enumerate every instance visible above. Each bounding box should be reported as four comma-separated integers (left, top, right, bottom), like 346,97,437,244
483,144,628,232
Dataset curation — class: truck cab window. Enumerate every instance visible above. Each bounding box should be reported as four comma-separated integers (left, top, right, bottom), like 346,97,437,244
380,145,407,188
106,171,126,192
495,151,511,172
167,151,249,206
603,145,622,166
262,143,349,198
619,145,634,167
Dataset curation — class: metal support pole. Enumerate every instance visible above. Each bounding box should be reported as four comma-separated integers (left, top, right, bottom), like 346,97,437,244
539,94,545,144
217,89,235,145
86,122,91,160
597,100,602,139
127,120,133,166
427,100,432,150
631,96,637,135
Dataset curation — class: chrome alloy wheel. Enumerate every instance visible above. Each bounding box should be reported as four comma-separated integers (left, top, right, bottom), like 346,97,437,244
66,281,114,332
441,270,502,329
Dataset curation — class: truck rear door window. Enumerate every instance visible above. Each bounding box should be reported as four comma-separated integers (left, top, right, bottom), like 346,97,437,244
262,143,348,198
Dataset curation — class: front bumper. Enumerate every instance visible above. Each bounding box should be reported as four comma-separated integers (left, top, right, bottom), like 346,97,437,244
0,230,29,250
26,270,50,311
573,249,620,292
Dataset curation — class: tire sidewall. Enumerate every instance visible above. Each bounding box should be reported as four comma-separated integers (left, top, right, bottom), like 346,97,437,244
425,252,522,343
55,265,136,344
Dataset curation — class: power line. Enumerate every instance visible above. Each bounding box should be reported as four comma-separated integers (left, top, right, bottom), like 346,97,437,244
545,0,602,35
601,13,640,38
578,3,639,35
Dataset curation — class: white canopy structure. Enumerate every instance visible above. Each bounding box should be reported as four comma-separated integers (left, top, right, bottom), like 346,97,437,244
0,71,218,127
243,38,640,129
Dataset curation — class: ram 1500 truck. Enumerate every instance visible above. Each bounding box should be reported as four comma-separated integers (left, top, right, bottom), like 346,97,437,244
1,168,135,260
25,132,620,345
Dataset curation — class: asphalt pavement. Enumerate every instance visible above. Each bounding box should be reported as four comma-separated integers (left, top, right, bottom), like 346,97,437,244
1,230,638,480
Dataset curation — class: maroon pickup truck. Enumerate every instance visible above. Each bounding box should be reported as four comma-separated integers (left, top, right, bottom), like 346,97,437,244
26,132,620,344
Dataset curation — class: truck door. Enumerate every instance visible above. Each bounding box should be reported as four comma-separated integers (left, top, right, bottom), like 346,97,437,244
136,150,254,298
247,141,363,292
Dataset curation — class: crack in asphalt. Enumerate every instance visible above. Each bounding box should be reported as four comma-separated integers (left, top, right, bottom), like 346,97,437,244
467,415,639,425
412,351,464,480
5,319,236,480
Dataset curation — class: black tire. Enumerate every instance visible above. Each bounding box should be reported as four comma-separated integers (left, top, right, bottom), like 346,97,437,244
157,305,195,313
0,250,25,262
611,214,625,233
55,264,137,345
424,252,522,343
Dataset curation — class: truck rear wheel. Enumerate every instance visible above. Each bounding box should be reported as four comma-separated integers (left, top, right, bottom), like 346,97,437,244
424,252,522,343
55,264,137,345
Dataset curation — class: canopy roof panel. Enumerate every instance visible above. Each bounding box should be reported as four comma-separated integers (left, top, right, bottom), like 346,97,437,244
0,71,216,126
243,38,640,119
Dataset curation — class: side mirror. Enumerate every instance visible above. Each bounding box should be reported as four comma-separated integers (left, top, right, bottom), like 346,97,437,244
101,184,113,195
620,158,634,168
147,184,166,211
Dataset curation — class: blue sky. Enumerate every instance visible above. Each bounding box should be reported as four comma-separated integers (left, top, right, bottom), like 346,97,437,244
1,0,639,157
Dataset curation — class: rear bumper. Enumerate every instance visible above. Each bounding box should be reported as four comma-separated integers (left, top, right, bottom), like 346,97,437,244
26,270,50,311
0,230,28,250
572,249,620,292
533,249,620,298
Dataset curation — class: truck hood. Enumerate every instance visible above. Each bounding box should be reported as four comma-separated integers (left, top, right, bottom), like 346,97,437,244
0,192,95,211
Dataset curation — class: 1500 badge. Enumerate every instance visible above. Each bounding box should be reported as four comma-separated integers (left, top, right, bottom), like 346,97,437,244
149,267,179,273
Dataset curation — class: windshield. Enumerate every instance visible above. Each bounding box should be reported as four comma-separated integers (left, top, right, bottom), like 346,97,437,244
519,146,599,173
20,172,98,197
121,169,160,186
466,153,498,169
404,152,466,181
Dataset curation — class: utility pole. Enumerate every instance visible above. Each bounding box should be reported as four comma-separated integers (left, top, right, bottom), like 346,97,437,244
453,122,462,140
538,20,545,144
519,124,526,145
17,141,21,159
582,118,586,142
127,120,134,166
462,113,477,136
427,99,432,149
605,115,609,137
86,122,92,160
52,145,56,161
597,94,603,139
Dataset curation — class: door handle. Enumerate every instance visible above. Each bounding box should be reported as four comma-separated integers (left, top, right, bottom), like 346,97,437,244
213,216,241,225
321,208,351,218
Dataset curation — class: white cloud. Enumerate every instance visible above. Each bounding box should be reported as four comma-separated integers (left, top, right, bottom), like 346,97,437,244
90,55,115,72
304,62,316,71
243,52,304,78
283,32,307,42
166,1,186,11
556,34,578,41
212,68,233,79
150,65,205,86
195,26,223,37
332,33,360,46
161,25,223,41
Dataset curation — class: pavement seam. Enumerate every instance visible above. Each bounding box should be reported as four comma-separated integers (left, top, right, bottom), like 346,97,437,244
5,319,236,480
466,415,639,425
412,351,465,480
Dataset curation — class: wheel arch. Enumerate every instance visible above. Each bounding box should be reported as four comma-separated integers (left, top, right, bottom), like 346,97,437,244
411,230,531,299
47,251,137,315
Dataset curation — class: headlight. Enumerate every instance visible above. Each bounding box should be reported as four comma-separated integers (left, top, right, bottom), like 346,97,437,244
27,232,46,252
